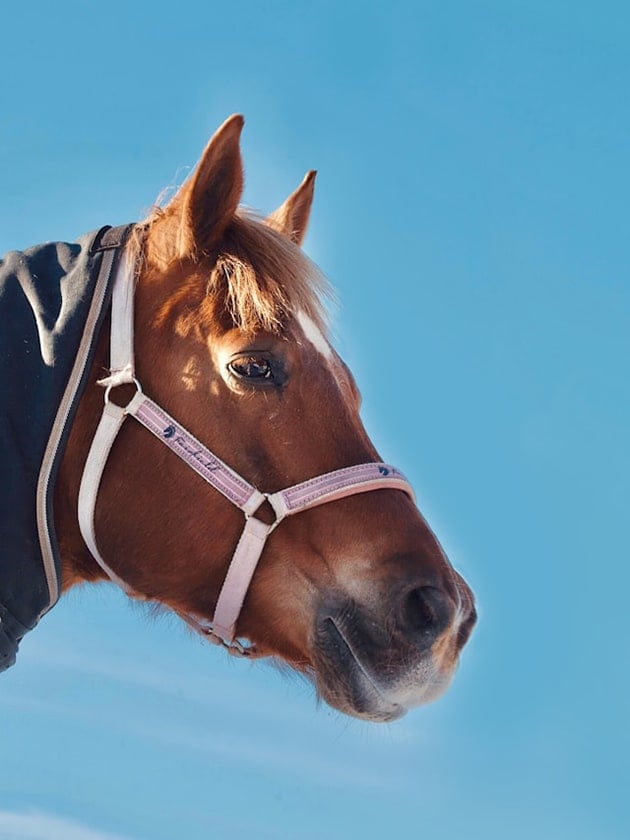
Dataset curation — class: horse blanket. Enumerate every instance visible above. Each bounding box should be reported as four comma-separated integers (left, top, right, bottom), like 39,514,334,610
0,225,131,672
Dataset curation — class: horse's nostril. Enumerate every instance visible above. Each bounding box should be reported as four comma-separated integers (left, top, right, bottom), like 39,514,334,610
402,586,451,638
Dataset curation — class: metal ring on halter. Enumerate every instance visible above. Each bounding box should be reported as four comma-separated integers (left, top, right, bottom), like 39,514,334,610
226,638,256,658
250,492,283,534
103,377,143,408
204,626,256,657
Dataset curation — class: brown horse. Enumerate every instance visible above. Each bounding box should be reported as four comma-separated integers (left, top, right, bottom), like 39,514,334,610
54,115,476,721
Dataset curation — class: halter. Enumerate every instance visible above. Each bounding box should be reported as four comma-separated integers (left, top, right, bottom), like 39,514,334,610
78,243,415,656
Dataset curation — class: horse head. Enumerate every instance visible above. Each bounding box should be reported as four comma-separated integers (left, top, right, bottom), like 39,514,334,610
60,115,476,721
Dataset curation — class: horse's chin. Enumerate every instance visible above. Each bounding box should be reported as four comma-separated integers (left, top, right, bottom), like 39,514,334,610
311,618,453,722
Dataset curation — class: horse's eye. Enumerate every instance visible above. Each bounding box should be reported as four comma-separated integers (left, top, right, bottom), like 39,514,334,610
228,356,273,380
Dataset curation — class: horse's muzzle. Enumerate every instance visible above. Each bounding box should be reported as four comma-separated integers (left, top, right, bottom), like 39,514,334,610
312,579,476,721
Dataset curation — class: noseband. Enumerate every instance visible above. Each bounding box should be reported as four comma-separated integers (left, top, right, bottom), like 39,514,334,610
78,246,415,656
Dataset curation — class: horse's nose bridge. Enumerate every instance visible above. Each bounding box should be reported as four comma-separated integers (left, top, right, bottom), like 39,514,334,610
266,481,467,611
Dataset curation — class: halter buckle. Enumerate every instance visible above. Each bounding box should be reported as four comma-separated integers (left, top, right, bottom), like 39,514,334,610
204,625,258,658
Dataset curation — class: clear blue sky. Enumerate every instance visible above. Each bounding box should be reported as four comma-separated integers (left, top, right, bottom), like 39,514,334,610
1,2,629,838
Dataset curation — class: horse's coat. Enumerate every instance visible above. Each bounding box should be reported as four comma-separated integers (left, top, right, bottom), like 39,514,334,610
0,225,129,671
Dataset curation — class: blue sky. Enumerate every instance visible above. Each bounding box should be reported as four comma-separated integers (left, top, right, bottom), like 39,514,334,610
1,1,629,838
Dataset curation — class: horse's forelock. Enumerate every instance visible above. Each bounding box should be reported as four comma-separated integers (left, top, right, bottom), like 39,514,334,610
140,209,333,336
209,212,332,335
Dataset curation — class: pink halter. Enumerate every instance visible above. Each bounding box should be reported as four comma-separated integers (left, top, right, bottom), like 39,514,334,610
78,248,415,656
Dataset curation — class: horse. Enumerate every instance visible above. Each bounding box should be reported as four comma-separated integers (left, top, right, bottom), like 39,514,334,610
0,115,476,721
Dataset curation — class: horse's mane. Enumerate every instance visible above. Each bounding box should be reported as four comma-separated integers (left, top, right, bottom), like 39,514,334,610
139,208,333,336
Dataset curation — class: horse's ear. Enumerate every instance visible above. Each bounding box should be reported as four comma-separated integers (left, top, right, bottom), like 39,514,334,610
266,170,316,245
170,114,245,259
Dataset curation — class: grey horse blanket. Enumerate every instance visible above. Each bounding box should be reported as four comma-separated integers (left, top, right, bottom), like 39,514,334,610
0,224,130,671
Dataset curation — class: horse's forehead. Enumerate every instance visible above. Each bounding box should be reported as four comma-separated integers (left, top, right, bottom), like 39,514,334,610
296,310,333,361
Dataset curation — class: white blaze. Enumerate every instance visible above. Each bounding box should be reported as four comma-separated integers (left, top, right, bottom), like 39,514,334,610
297,310,333,360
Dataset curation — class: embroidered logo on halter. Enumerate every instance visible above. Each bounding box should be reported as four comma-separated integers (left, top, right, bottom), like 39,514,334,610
378,466,402,477
163,425,176,439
